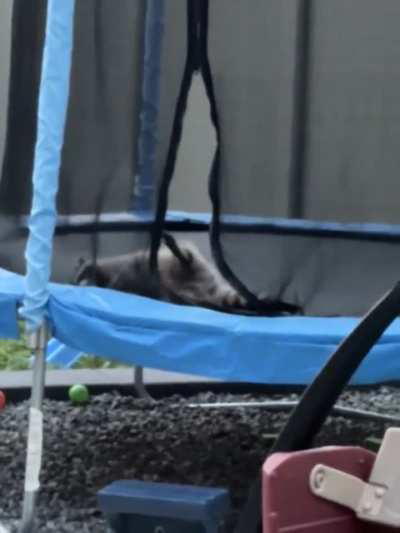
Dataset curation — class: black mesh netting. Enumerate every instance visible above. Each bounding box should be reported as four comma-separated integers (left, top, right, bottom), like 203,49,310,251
0,0,187,281
206,0,400,315
1,0,400,315
1,0,147,216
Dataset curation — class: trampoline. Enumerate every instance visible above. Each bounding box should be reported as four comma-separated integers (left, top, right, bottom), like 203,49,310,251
2,0,400,531
2,266,400,386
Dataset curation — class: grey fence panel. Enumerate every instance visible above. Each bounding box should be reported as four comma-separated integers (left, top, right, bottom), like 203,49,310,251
305,0,400,224
208,0,299,218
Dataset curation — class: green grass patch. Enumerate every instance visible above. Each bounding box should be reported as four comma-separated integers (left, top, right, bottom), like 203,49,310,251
0,337,30,370
0,324,126,371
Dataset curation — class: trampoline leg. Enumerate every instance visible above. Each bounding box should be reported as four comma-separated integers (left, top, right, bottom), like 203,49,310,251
19,324,49,533
134,366,155,402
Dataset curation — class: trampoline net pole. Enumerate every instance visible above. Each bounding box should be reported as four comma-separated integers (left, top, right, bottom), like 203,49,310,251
19,324,49,533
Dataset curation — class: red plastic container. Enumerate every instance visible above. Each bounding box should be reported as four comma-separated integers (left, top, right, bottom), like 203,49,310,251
0,390,5,409
262,446,391,533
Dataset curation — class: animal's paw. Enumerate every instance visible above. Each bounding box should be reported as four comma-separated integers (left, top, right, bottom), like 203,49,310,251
223,291,247,308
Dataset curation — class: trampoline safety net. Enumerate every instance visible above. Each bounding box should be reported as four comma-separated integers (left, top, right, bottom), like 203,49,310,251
1,0,400,316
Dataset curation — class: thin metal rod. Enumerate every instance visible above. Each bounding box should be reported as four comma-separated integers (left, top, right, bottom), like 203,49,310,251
188,401,400,426
19,325,49,533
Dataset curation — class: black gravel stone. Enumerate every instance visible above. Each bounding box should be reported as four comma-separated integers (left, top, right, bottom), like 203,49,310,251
0,386,398,531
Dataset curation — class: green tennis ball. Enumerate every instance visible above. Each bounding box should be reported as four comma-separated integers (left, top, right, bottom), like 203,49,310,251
69,384,89,404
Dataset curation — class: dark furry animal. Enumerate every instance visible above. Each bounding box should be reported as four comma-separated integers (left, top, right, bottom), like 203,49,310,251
74,240,300,315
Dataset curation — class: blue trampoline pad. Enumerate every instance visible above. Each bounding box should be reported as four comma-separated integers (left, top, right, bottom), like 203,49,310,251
1,268,400,385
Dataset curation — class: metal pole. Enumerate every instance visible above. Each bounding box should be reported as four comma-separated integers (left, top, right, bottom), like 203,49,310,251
19,324,49,533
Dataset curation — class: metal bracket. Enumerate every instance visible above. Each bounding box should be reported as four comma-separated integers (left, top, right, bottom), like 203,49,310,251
26,323,50,351
310,427,400,527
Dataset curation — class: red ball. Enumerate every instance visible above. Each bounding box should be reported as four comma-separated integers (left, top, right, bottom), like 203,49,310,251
0,390,6,409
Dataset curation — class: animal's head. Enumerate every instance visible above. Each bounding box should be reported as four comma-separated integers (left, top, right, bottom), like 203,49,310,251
73,257,110,287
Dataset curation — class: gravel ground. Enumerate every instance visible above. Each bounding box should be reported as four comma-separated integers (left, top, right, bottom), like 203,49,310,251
1,386,399,532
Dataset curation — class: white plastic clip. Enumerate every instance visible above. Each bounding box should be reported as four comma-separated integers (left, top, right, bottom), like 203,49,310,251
310,428,400,527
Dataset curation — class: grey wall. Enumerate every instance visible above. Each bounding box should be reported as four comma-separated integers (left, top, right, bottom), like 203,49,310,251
304,0,400,224
0,0,12,169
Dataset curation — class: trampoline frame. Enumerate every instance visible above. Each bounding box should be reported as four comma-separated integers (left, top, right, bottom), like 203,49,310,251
2,0,400,531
